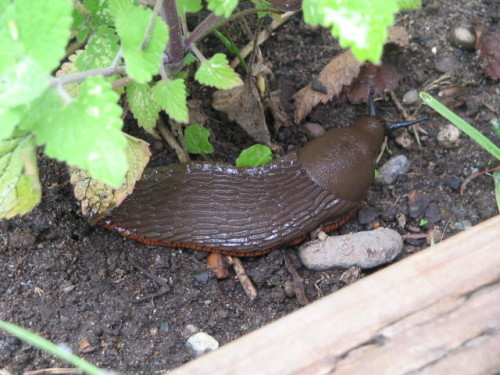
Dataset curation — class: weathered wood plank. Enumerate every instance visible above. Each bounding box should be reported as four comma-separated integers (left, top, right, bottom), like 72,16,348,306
169,215,500,375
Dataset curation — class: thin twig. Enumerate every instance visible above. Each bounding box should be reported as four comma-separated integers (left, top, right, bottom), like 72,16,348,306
157,119,190,163
388,89,422,149
49,65,127,88
284,255,310,305
226,256,257,301
460,166,500,195
142,0,163,50
230,11,298,68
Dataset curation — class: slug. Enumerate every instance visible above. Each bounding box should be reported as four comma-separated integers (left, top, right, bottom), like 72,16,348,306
100,96,425,257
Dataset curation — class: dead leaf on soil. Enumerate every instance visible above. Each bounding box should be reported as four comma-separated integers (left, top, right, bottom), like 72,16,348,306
346,62,401,103
70,135,151,221
476,25,500,80
212,79,271,145
293,26,410,123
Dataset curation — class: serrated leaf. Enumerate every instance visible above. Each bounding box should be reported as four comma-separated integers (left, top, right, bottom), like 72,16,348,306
151,79,188,123
55,50,84,98
76,27,120,70
110,0,169,83
126,82,161,133
0,134,41,218
15,0,73,72
184,124,214,154
177,0,203,15
303,0,399,63
195,53,243,89
71,134,151,219
31,76,128,187
207,0,238,17
236,144,272,167
85,0,114,28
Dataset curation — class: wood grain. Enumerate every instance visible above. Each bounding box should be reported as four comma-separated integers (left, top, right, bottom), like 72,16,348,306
169,215,500,375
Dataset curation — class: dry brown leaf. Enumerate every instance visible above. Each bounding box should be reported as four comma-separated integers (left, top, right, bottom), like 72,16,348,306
476,25,500,80
293,51,361,123
346,62,401,103
213,80,271,145
293,26,410,123
70,135,151,221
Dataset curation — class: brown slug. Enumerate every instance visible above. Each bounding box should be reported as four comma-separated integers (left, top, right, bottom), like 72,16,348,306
100,95,426,256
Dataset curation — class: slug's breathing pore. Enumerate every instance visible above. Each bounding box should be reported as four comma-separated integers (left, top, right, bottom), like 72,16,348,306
100,98,427,256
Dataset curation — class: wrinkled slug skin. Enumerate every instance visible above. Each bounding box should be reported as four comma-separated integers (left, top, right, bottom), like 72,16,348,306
103,116,385,255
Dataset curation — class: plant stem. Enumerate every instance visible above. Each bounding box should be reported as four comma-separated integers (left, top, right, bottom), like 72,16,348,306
161,0,185,75
49,65,126,88
184,8,283,51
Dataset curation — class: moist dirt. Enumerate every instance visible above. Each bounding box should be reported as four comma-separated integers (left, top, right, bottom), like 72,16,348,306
1,0,498,373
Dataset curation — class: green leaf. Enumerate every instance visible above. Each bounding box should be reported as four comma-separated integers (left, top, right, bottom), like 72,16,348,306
0,134,41,219
0,106,24,141
302,0,399,63
15,0,73,72
85,0,114,28
177,0,203,15
110,0,169,83
31,77,128,187
207,0,239,17
195,53,243,89
255,0,273,18
184,124,214,154
236,144,272,167
76,27,120,70
397,0,421,10
126,82,161,132
151,79,188,123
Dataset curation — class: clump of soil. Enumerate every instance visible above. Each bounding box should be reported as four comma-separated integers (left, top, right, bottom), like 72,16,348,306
0,1,498,374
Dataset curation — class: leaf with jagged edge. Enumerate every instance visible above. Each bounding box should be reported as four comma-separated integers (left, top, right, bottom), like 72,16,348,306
0,133,41,219
30,76,128,188
126,82,161,133
76,27,120,70
302,0,399,63
185,124,214,154
151,79,188,123
236,144,273,167
195,53,243,89
70,134,151,220
206,0,238,17
177,0,202,16
110,0,168,83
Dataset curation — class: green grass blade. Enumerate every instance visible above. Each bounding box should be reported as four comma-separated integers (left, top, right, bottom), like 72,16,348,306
419,92,500,160
0,320,108,375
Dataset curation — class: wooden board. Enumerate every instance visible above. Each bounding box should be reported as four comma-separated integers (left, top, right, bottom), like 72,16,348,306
169,215,500,375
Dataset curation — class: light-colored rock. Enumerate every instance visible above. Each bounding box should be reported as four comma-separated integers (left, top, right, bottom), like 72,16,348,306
437,124,460,148
449,27,476,51
298,228,403,270
376,155,411,185
186,332,219,357
402,89,419,105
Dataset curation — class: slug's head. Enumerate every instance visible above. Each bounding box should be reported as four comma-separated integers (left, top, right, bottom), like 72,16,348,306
298,90,428,201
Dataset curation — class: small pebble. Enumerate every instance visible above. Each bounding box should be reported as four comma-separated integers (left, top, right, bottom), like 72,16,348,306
357,207,378,225
402,89,419,105
437,124,460,148
395,130,414,149
425,202,442,225
193,272,210,284
435,56,457,73
303,122,326,139
449,27,476,51
160,321,170,332
454,220,472,231
298,228,403,270
451,205,468,218
444,176,462,191
407,191,433,219
339,266,361,285
186,332,219,357
376,155,411,185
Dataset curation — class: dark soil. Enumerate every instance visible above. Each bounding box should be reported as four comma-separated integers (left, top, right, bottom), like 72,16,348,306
1,1,498,373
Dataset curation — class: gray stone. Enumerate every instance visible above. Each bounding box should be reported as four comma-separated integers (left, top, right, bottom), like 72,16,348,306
376,155,411,185
186,332,219,357
298,228,403,270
